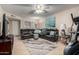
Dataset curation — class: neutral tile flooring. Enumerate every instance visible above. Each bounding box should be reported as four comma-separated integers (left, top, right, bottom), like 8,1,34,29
12,37,65,55
48,42,65,55
12,37,30,55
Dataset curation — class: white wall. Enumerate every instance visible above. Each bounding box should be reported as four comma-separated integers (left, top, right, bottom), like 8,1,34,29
49,6,79,36
1,5,79,33
0,6,22,35
21,16,46,29
53,6,79,29
21,6,79,30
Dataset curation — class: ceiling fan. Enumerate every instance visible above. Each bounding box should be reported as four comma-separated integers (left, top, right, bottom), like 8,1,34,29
29,4,48,15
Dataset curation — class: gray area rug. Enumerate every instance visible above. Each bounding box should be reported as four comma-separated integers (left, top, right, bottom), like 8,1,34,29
22,38,57,55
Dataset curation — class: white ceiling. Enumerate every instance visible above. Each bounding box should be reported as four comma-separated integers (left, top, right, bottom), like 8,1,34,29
0,4,79,18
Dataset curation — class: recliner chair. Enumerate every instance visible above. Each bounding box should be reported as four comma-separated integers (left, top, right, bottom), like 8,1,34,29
40,29,59,42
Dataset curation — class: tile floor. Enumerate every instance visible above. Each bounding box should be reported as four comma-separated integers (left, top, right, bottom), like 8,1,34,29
12,37,65,55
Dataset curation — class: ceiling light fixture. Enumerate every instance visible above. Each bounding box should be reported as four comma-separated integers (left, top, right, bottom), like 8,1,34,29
34,4,45,14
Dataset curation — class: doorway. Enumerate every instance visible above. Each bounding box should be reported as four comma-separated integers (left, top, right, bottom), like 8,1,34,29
8,17,20,36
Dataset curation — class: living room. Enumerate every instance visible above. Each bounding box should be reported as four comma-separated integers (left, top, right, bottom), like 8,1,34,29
0,4,79,55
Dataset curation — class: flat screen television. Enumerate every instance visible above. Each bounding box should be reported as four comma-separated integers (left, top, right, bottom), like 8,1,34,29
0,14,8,39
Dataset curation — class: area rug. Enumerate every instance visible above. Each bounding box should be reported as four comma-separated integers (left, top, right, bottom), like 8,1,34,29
22,38,57,55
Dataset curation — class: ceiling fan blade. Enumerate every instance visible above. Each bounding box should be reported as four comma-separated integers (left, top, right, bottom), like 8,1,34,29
28,10,35,14
43,10,48,13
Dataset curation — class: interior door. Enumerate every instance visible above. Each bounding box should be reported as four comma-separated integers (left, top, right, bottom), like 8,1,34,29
12,20,20,36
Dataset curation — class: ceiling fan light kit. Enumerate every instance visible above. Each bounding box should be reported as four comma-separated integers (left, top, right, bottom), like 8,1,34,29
34,4,45,14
